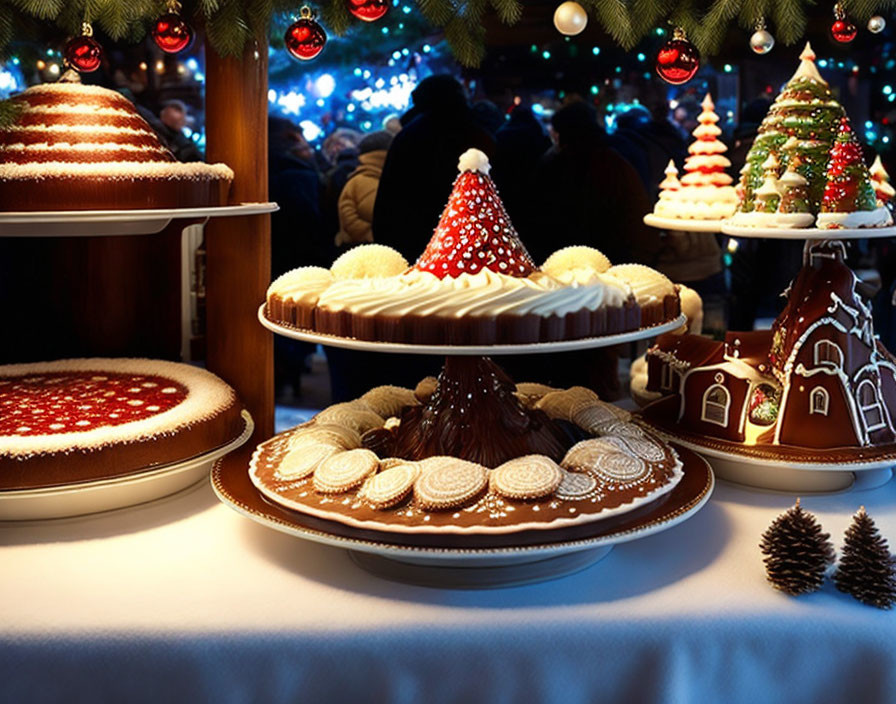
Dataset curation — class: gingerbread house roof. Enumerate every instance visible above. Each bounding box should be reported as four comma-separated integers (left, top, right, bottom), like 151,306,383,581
769,246,867,375
725,330,774,369
651,333,725,370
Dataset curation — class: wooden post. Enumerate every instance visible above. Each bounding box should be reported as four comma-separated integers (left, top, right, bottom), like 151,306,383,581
205,38,274,440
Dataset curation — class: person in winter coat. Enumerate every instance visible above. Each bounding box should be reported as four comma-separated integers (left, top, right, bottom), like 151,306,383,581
335,130,393,246
372,74,494,261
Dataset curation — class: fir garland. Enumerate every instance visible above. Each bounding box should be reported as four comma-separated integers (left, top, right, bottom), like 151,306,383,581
2,0,896,67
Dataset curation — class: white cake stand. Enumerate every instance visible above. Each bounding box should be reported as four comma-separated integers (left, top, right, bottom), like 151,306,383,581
0,410,254,521
233,311,709,587
641,425,893,494
257,305,686,355
212,445,714,589
721,223,896,240
0,202,279,237
643,213,728,233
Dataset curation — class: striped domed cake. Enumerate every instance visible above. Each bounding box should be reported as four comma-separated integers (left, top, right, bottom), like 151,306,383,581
0,76,233,211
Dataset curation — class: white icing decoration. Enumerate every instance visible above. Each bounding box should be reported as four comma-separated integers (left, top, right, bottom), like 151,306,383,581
457,148,491,175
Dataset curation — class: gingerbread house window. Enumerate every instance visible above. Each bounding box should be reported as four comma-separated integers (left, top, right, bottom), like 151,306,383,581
814,340,843,370
857,380,886,433
810,387,829,416
701,384,730,427
660,364,679,391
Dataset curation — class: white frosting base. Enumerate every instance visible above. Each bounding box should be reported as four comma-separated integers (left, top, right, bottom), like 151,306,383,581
0,161,234,180
653,186,737,219
0,358,237,457
605,264,675,304
816,206,894,229
267,267,334,304
315,268,632,319
728,211,814,228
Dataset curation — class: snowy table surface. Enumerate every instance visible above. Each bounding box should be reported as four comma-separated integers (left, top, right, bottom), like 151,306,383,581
2,449,896,703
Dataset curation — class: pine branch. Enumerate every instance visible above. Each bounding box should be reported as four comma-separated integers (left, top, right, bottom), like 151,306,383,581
587,0,636,49
9,0,64,20
694,0,742,54
0,98,25,129
667,0,702,42
444,13,483,66
318,0,353,35
416,0,457,28
489,0,521,25
205,0,251,57
629,0,676,37
771,0,808,45
736,0,771,31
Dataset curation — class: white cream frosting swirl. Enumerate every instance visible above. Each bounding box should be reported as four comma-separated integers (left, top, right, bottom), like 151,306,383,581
314,268,632,319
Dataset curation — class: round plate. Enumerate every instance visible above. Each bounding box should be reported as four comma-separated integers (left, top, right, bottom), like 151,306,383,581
0,410,253,521
638,405,895,493
257,305,686,356
211,443,713,584
643,214,727,233
721,223,896,240
0,202,279,237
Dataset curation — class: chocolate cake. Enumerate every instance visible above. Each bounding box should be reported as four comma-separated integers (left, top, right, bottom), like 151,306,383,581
0,75,233,211
0,358,245,490
264,149,678,346
644,241,896,460
249,359,683,535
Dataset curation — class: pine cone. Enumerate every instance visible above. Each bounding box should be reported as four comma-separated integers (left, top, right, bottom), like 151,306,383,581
834,507,896,609
760,499,835,596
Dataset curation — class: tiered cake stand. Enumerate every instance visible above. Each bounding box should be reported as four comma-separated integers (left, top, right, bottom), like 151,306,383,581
639,218,896,493
213,311,717,588
0,206,276,519
0,203,278,237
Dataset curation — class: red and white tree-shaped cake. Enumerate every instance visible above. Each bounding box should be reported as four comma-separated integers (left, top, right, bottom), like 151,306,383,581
871,155,895,208
415,149,537,278
651,94,737,220
817,118,892,229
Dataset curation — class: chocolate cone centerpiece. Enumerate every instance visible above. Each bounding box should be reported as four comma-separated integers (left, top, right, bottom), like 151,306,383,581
364,356,578,466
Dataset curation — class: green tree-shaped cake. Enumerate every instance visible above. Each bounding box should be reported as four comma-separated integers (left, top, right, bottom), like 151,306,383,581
737,43,844,215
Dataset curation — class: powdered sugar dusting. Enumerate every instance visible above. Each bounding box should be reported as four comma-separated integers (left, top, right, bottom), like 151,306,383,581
0,358,237,458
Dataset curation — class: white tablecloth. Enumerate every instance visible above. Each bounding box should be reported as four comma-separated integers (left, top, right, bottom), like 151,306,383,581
3,472,896,703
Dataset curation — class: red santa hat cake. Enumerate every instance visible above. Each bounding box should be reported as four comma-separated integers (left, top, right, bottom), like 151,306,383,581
414,148,537,278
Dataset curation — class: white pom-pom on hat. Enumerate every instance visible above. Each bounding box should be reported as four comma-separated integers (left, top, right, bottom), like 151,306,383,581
457,148,491,175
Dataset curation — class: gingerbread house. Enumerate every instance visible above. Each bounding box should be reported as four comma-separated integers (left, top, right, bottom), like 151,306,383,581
647,242,896,450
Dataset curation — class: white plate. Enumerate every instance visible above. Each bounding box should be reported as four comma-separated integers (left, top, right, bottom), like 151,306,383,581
0,203,279,237
0,410,253,521
212,446,713,587
721,223,896,240
642,423,894,493
257,305,686,356
643,214,726,233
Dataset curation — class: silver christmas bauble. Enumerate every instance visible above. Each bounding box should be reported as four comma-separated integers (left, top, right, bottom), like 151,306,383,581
868,15,886,34
553,1,588,36
750,28,775,54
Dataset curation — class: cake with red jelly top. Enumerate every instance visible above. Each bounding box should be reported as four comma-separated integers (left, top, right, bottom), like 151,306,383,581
0,358,245,490
0,74,233,211
265,149,679,345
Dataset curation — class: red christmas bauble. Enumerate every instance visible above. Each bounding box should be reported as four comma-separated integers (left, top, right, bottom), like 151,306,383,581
347,0,389,22
285,17,327,60
831,18,857,43
655,38,700,85
64,35,102,73
152,12,194,54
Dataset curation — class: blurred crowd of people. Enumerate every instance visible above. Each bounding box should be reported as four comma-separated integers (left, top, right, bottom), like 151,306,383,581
265,74,894,402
